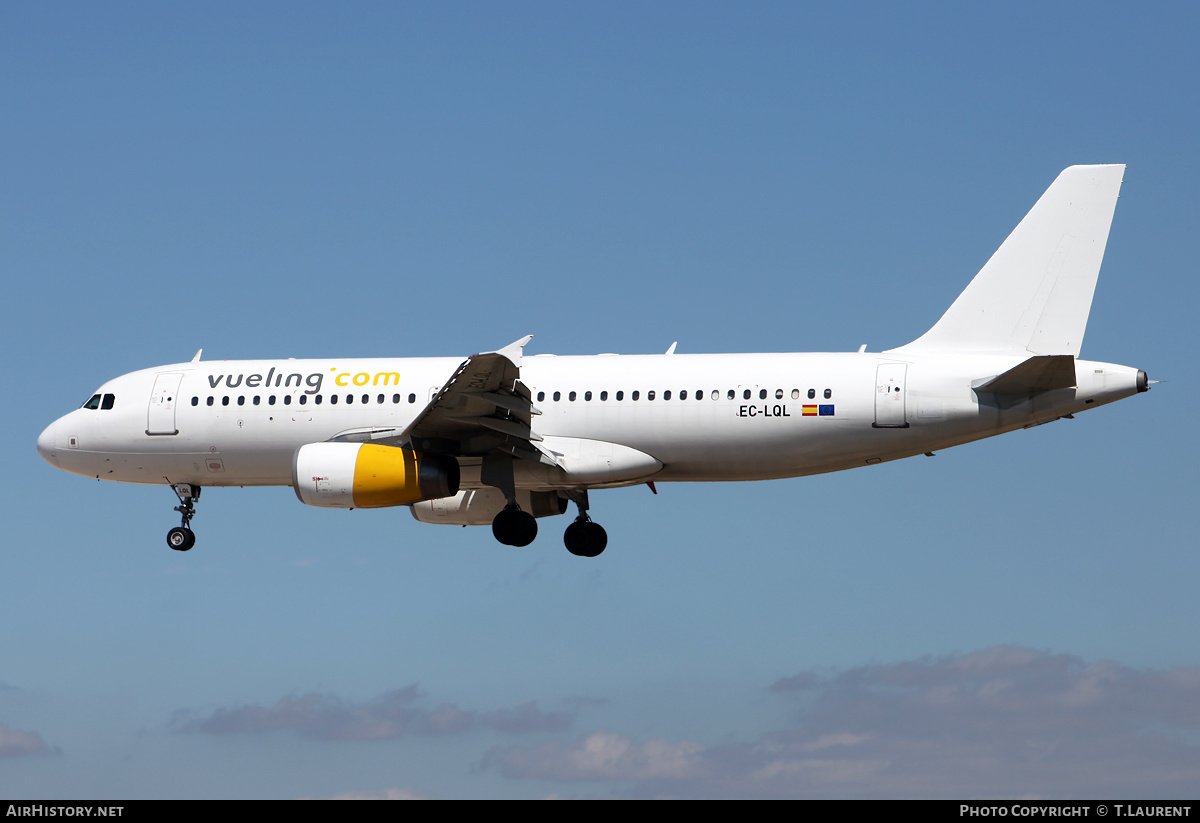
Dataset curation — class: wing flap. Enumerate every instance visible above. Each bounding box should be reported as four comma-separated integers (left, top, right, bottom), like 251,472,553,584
401,336,547,462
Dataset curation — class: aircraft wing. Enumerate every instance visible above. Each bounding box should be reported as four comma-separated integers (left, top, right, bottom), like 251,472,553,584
401,336,560,466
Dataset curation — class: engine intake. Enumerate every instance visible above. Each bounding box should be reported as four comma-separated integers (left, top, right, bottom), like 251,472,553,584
292,442,459,509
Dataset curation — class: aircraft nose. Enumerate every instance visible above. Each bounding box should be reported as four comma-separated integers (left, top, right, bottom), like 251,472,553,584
37,420,59,468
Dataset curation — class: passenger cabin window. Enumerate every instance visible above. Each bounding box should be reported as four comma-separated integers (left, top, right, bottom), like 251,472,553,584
600,391,608,401
808,389,816,399
553,391,561,402
791,389,800,399
632,390,640,401
776,389,784,399
207,397,214,407
824,388,832,399
616,391,624,401
191,397,199,406
537,391,545,402
648,390,656,401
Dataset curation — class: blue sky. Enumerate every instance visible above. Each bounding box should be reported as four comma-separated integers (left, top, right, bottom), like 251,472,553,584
3,1,1198,798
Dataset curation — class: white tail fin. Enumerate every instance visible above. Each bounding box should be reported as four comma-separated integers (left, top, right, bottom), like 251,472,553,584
892,165,1124,356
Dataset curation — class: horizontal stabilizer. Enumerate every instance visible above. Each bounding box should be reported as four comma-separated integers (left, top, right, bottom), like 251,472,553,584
972,355,1076,395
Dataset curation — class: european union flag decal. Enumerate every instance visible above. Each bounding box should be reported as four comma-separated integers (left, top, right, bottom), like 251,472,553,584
819,405,835,416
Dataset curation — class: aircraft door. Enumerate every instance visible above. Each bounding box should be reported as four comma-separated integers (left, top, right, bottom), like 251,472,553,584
147,373,184,435
874,364,909,428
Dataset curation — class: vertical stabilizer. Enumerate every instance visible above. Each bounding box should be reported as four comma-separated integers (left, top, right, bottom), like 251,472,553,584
891,165,1124,356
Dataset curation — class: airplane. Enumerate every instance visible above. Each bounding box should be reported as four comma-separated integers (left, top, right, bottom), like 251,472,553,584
37,165,1149,557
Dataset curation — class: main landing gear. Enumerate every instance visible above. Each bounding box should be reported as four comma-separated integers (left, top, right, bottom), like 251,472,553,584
564,517,607,558
166,484,200,552
563,490,607,558
489,491,608,557
492,504,538,547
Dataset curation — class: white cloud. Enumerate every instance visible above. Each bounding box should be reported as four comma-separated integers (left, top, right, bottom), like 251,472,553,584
491,730,704,782
0,722,57,758
491,647,1200,798
175,685,573,740
312,787,434,800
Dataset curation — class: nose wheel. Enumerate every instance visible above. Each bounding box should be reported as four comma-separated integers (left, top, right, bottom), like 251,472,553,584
167,526,195,551
167,484,200,552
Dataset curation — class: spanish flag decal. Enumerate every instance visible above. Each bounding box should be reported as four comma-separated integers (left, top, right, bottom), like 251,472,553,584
802,405,818,416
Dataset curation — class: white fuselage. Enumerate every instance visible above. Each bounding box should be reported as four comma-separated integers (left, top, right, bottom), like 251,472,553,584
34,165,1150,554
37,350,1144,491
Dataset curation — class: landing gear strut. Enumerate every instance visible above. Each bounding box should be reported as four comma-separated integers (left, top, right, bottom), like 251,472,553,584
483,453,538,547
563,491,607,557
167,484,200,551
492,504,537,547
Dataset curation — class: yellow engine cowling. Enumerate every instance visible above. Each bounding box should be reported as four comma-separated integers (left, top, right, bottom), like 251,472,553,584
292,442,459,509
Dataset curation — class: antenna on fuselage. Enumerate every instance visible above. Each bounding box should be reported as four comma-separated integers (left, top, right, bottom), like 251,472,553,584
191,349,203,362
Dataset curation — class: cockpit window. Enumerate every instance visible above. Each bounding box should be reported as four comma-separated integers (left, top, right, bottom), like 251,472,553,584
82,394,102,410
101,394,115,410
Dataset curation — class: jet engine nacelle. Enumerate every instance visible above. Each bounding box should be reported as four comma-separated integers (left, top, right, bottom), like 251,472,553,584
411,487,567,526
292,442,459,509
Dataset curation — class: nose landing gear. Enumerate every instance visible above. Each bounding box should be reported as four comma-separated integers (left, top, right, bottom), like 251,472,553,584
166,484,200,551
